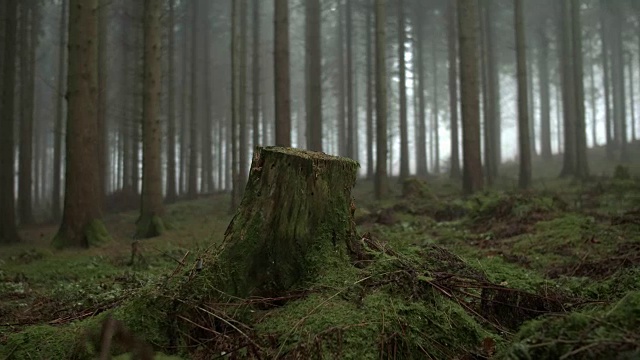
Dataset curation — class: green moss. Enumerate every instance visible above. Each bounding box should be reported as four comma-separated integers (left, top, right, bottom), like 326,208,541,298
135,214,166,239
51,219,111,249
1,320,94,359
501,292,640,359
86,219,111,246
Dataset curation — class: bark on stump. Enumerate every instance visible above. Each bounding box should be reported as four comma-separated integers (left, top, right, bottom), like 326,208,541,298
215,147,360,298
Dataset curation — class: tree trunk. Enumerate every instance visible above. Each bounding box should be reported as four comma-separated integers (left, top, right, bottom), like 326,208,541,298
0,0,21,244
480,3,492,185
346,0,355,159
179,7,188,195
538,26,552,160
397,0,409,180
187,0,198,199
131,5,141,196
18,2,35,226
374,0,389,199
527,45,536,157
589,56,597,147
448,1,461,180
136,0,164,238
559,0,577,177
335,0,346,157
480,1,499,182
274,0,291,147
252,0,262,148
305,0,322,152
200,0,214,194
600,1,613,158
213,147,358,298
413,7,427,177
571,0,589,178
238,0,249,198
53,0,67,220
165,0,177,204
365,7,374,179
457,0,483,194
610,2,627,160
515,0,531,189
231,0,240,211
121,3,132,193
627,54,636,143
54,0,110,248
431,23,440,174
97,0,108,208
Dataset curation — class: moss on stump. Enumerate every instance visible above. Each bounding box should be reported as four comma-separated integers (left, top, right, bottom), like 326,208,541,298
212,146,360,297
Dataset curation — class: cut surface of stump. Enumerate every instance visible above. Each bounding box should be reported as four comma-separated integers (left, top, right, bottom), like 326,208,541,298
215,147,360,298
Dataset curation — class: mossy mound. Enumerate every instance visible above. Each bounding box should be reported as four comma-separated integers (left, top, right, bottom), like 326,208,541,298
118,238,573,359
468,191,568,239
502,291,640,359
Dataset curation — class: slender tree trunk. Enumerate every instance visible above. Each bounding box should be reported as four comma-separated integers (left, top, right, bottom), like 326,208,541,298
589,56,597,147
130,3,142,195
571,0,589,178
136,0,164,238
610,2,628,161
458,0,483,194
431,24,440,174
187,0,198,198
374,0,388,199
344,0,354,159
335,0,346,156
527,45,536,157
627,54,636,142
121,5,132,193
274,0,291,147
165,0,177,203
538,26,552,160
397,0,409,180
448,1,461,179
600,1,613,158
515,0,531,189
252,0,262,148
97,0,108,208
414,6,427,177
0,0,21,243
200,0,213,194
18,2,35,225
487,2,501,168
365,7,374,179
559,0,577,177
54,0,109,248
480,1,500,180
305,0,322,152
480,1,494,185
52,0,67,220
238,0,248,197
230,0,240,211
179,11,188,195
556,82,563,153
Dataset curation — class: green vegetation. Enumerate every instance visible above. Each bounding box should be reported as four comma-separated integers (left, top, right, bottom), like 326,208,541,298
2,150,640,359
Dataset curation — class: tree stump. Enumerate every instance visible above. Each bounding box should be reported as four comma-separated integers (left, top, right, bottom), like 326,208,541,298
215,147,360,298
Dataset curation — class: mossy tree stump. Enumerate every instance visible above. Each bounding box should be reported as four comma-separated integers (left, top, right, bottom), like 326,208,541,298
215,147,360,297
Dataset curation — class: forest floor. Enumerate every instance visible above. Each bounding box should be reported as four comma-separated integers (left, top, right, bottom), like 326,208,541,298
2,144,640,359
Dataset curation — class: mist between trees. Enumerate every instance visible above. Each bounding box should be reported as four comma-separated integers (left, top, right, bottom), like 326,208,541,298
1,0,639,245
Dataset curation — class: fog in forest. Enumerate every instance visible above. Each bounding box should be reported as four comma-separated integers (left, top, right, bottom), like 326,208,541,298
1,0,640,244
